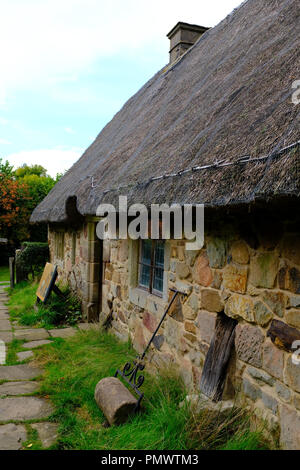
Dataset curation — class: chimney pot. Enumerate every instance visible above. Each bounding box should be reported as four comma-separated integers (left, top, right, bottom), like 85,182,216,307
167,22,209,64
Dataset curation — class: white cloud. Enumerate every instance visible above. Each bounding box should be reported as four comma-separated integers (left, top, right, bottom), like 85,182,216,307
0,138,11,144
6,147,83,176
0,0,243,106
64,127,75,134
0,117,8,125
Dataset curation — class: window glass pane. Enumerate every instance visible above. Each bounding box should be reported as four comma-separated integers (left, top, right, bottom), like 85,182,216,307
153,241,164,292
153,267,164,292
140,264,151,288
141,239,152,265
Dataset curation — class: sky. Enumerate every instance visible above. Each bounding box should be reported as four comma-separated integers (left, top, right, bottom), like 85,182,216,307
0,0,243,177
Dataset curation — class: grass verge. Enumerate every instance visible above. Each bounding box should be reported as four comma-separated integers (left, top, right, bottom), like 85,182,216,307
33,329,269,450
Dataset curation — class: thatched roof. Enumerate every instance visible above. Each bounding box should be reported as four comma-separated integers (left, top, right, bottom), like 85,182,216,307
31,0,300,224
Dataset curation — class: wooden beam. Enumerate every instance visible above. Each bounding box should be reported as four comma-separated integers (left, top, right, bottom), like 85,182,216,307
267,319,300,352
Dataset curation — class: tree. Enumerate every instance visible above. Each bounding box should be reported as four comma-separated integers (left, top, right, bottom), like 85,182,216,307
0,157,14,178
14,164,48,178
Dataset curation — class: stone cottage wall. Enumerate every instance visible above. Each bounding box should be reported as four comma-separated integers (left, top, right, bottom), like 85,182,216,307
101,220,300,449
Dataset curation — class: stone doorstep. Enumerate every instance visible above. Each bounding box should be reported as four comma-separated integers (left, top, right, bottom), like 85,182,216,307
0,397,54,422
0,423,27,450
31,422,59,448
0,381,39,396
0,364,44,381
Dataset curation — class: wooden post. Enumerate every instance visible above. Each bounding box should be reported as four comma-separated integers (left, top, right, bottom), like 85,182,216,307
9,257,15,289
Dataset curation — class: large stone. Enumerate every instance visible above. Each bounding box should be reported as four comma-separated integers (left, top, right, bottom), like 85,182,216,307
23,339,52,349
235,324,264,367
201,289,223,313
249,253,279,289
176,262,190,280
192,252,213,287
254,301,273,326
196,311,217,344
275,381,291,402
94,377,137,426
143,311,158,333
231,240,249,265
261,390,278,415
31,422,59,448
247,366,274,386
225,294,254,322
14,328,49,341
0,381,39,396
17,350,34,362
207,238,226,268
262,291,287,318
223,264,248,294
48,328,76,338
243,377,261,401
289,295,300,308
278,264,300,294
284,356,300,393
0,397,54,421
0,424,27,450
285,309,300,329
279,404,300,450
0,364,44,381
263,340,284,380
164,316,183,349
133,323,147,354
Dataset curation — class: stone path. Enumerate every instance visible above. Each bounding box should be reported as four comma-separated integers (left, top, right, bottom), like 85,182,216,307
0,283,60,449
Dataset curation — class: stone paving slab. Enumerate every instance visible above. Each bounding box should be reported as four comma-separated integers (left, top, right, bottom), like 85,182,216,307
0,423,27,450
0,364,44,381
0,319,11,331
14,328,49,341
0,381,39,396
23,339,52,349
0,397,54,421
31,422,58,448
0,331,13,343
48,327,77,338
0,312,9,320
17,351,34,362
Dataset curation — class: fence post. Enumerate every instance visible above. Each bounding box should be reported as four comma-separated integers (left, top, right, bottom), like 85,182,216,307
9,257,15,289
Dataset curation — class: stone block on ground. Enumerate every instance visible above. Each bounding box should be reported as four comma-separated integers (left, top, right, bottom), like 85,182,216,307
0,331,13,343
179,394,235,415
23,339,52,349
0,397,54,421
0,423,27,450
94,377,137,425
0,319,11,331
0,381,39,396
17,350,34,362
14,328,49,341
31,422,59,448
0,364,44,381
48,327,77,338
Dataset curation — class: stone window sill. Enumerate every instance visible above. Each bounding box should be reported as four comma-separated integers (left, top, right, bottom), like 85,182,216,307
129,287,167,314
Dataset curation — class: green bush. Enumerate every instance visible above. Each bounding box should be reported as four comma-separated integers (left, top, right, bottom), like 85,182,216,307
16,241,49,280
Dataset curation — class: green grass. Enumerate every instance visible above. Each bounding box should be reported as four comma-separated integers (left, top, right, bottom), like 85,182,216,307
7,280,81,329
0,265,9,283
32,329,268,450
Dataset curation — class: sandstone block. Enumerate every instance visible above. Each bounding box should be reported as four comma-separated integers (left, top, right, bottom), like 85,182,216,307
254,301,273,326
207,238,226,268
192,252,212,286
225,294,254,322
196,311,217,344
262,291,286,318
275,381,291,402
263,340,284,380
285,309,300,329
223,264,248,293
284,356,300,393
249,253,279,288
94,377,138,426
279,404,300,450
243,377,261,401
201,289,223,313
235,324,264,367
231,240,249,265
176,262,190,279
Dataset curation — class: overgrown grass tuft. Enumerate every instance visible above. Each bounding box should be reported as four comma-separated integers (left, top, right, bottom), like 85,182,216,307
34,329,268,450
8,280,81,328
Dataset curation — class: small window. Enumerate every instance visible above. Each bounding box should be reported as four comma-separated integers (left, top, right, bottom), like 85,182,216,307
139,240,165,296
71,232,76,265
55,231,64,259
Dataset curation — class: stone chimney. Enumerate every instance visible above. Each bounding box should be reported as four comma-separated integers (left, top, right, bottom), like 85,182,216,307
167,22,209,64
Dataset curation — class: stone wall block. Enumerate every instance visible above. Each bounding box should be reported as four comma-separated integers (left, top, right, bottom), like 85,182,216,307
263,340,284,380
231,240,249,265
235,324,264,367
223,264,248,293
249,253,279,289
192,252,213,286
201,289,223,313
225,294,254,322
196,310,217,344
